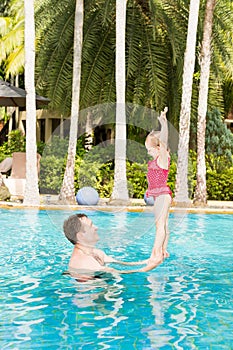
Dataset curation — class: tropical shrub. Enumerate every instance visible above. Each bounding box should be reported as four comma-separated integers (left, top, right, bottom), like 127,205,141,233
0,131,232,200
127,161,147,198
95,161,114,198
39,136,87,194
206,109,233,171
206,168,233,201
0,130,25,162
39,155,65,194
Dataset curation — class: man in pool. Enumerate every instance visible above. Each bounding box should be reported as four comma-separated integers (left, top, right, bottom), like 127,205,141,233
63,213,161,279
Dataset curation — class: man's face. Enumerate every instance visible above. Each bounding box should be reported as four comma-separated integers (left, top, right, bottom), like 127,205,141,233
78,216,99,246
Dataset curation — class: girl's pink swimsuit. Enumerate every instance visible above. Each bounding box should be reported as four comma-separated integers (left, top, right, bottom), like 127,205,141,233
146,157,172,199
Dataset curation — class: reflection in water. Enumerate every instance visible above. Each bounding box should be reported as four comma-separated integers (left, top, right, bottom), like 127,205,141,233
71,273,126,347
1,210,233,349
168,274,204,350
147,275,167,325
146,269,208,349
2,276,46,343
169,210,189,233
146,274,173,348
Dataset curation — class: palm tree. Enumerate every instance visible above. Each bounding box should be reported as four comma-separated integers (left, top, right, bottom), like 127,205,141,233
34,0,232,125
35,0,181,118
0,0,24,78
194,0,216,205
174,0,201,205
58,0,84,204
109,0,129,204
1,1,232,121
0,1,10,15
23,0,40,206
2,1,233,206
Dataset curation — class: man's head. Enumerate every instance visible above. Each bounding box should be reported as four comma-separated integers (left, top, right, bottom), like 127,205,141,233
63,213,87,244
63,213,99,246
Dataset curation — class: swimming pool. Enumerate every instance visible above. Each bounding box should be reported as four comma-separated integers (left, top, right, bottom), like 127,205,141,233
0,209,232,349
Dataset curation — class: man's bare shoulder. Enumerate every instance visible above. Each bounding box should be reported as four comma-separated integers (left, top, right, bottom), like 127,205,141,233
93,248,116,263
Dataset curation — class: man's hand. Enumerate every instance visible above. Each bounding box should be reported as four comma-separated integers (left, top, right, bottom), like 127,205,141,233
139,255,164,272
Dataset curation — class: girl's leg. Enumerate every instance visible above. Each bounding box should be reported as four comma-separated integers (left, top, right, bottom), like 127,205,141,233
150,194,171,262
162,215,170,258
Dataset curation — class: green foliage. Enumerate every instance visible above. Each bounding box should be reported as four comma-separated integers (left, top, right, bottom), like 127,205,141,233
207,167,233,201
73,142,114,194
39,136,88,194
1,130,232,200
39,155,65,194
185,150,233,201
1,0,233,123
74,158,148,199
0,0,25,77
72,141,149,198
222,77,233,116
0,130,25,162
0,107,9,123
33,0,187,120
95,161,114,198
39,136,70,194
167,154,177,195
41,136,69,158
36,141,46,155
206,108,233,170
73,141,115,196
127,161,147,198
75,157,103,190
188,109,233,200
34,0,233,126
166,151,197,199
0,1,10,15
39,142,233,200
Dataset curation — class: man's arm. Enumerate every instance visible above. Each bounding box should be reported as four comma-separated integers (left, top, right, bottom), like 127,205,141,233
113,259,149,266
102,251,149,266
106,251,164,273
103,261,160,274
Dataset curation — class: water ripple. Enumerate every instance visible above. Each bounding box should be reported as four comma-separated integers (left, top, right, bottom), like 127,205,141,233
0,210,233,349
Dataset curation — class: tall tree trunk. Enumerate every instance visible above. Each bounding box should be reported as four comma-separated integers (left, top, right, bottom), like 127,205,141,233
59,0,83,204
84,111,93,151
110,0,129,205
194,0,216,205
174,0,200,205
23,0,40,206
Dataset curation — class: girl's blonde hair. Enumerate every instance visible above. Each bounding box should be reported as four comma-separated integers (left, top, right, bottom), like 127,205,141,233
145,130,161,147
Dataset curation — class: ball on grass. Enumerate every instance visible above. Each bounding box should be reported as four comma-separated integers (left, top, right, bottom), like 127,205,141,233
144,193,155,206
76,186,99,205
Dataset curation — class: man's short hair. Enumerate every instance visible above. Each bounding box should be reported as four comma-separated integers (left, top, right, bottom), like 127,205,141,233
63,213,87,245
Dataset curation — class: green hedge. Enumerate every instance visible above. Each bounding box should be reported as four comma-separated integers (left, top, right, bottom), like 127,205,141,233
0,130,26,162
76,155,233,200
1,132,233,200
206,168,233,201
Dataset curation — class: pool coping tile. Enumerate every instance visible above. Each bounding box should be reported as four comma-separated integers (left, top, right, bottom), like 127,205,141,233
0,196,233,214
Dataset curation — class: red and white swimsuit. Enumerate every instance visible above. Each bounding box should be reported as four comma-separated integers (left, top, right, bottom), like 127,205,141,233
146,157,172,199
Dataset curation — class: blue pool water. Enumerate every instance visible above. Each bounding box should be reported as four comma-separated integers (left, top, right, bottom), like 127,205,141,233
0,209,232,349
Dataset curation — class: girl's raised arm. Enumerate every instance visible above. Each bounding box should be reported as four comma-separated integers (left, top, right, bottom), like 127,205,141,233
158,107,168,147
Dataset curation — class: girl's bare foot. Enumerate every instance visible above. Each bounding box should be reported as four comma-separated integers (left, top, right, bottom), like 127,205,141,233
141,255,163,272
163,251,170,258
149,253,164,266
